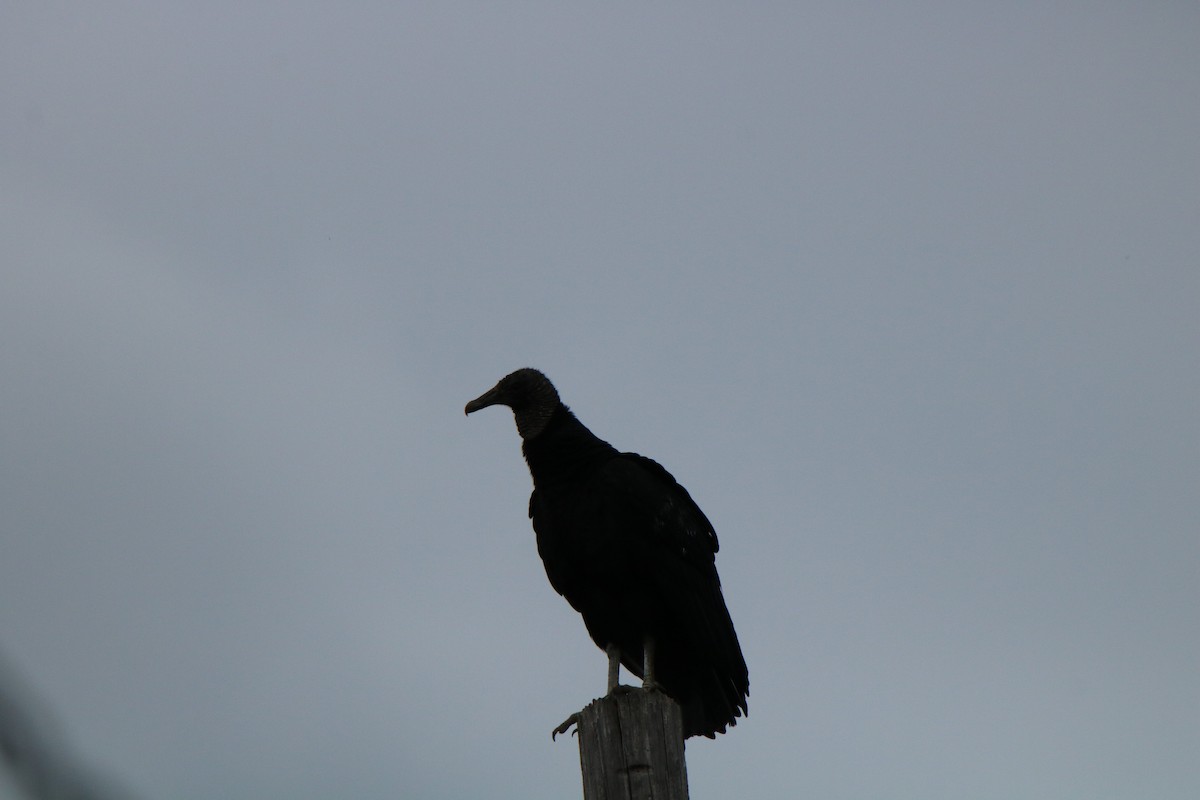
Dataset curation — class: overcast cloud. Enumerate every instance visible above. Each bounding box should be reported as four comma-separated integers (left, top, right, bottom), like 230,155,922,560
2,4,1197,799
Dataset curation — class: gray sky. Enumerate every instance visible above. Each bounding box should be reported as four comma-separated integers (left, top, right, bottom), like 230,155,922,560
2,3,1197,799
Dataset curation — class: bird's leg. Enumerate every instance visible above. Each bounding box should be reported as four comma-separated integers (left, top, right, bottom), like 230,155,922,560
553,643,622,740
642,635,662,691
606,642,622,694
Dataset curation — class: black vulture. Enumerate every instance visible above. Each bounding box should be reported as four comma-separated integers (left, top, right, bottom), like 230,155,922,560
465,368,748,739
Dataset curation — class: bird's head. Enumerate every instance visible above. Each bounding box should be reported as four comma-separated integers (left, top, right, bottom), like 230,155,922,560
465,368,561,439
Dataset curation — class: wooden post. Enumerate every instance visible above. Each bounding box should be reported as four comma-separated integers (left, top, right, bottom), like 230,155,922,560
573,690,689,800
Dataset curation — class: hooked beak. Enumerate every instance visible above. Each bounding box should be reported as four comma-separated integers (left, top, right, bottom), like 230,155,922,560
464,385,504,415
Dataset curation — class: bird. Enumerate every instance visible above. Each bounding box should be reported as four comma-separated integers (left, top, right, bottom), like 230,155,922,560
465,368,748,739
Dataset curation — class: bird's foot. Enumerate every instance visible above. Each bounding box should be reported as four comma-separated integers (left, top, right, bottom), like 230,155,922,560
551,713,580,741
610,681,662,696
553,683,665,740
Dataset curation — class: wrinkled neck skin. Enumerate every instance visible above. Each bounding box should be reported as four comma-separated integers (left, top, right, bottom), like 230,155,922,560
520,405,618,485
513,402,556,440
508,372,560,440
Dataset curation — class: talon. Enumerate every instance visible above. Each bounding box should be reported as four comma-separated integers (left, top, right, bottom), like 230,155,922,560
552,713,580,740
